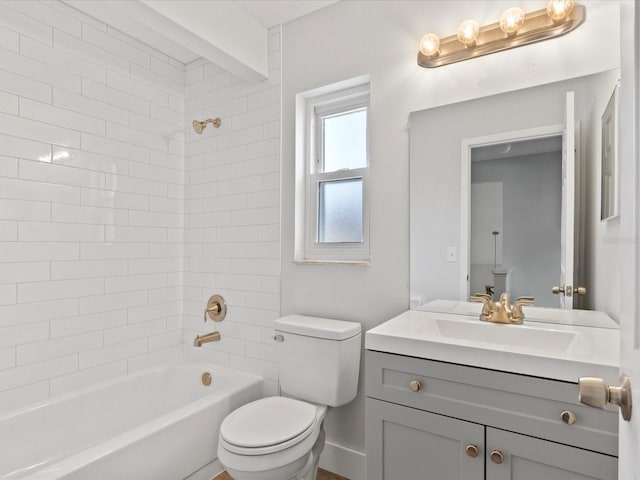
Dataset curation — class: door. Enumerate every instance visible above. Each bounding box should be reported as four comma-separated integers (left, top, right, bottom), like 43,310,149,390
366,398,484,480
617,2,640,477
486,428,617,480
559,91,575,309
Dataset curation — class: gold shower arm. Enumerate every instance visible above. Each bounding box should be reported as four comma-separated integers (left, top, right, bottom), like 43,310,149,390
193,118,221,134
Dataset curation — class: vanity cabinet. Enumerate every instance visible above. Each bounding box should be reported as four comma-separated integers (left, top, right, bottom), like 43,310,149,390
366,350,618,480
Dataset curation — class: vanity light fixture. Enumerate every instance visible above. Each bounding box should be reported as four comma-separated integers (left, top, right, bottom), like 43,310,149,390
417,0,584,68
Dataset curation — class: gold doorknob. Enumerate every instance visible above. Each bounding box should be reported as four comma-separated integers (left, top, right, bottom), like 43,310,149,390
579,375,632,421
490,450,504,464
465,444,479,458
574,286,587,295
409,380,422,392
561,410,577,425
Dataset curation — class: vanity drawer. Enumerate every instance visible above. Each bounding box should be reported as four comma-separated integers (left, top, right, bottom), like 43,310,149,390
366,350,618,456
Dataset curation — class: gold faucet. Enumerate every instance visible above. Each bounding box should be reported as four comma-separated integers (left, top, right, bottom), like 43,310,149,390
469,293,534,324
193,331,221,347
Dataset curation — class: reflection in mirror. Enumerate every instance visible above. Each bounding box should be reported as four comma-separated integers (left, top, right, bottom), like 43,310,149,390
409,69,620,323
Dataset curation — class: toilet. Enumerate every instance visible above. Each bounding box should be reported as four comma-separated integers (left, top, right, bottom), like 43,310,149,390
217,315,362,480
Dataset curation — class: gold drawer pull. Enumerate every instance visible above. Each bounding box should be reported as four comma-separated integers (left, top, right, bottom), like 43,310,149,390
409,379,422,392
561,410,577,425
465,444,479,458
490,450,504,464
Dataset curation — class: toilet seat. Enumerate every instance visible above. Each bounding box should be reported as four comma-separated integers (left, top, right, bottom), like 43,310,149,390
220,397,319,455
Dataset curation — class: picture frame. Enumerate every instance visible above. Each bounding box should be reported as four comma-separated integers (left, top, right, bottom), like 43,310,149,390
601,83,619,221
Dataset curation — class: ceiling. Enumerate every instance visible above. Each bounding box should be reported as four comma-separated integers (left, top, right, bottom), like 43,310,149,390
234,0,339,28
472,136,563,162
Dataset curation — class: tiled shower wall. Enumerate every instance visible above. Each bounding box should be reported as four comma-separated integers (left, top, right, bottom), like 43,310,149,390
0,1,185,412
184,27,281,395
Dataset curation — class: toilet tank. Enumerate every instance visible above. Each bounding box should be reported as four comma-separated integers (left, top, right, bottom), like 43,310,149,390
274,315,361,407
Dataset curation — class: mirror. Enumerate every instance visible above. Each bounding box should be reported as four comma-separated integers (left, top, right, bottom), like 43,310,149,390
409,69,620,319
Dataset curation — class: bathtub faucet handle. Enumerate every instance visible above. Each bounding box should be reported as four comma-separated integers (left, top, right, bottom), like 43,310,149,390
204,294,227,322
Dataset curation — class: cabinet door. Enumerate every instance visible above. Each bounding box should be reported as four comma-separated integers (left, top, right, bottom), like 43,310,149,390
367,398,484,480
486,428,618,480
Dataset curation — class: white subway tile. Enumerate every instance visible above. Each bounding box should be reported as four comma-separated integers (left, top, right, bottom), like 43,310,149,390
0,177,79,204
104,318,165,346
148,286,181,304
0,381,48,414
51,259,127,280
0,284,16,306
0,24,18,51
49,360,126,397
78,291,148,315
230,259,279,276
128,257,181,275
7,0,82,38
0,112,80,149
83,24,150,69
0,199,50,221
105,225,167,243
0,156,17,178
82,134,149,163
185,65,203,85
52,204,128,226
81,187,148,211
19,222,104,242
0,220,17,241
217,176,262,196
150,56,184,84
0,90,18,115
128,161,179,184
104,173,167,197
53,88,128,126
83,78,149,116
202,61,224,78
0,321,49,349
20,35,105,83
52,147,128,176
149,103,183,128
262,276,279,294
106,26,168,64
50,310,127,338
233,104,280,130
18,277,104,303
0,299,77,328
128,301,181,324
0,261,49,283
148,330,182,351
246,292,279,311
186,211,230,229
217,225,262,242
216,274,262,292
217,81,263,104
228,353,277,381
129,210,183,229
231,207,279,226
127,344,183,373
54,29,129,75
16,331,103,365
19,160,104,189
80,243,148,260
149,243,182,258
246,241,280,259
105,273,167,294
130,64,183,96
107,70,167,106
106,122,170,153
0,69,50,104
0,3,52,44
0,242,78,262
262,172,279,190
20,99,104,136
232,155,279,178
79,338,147,369
149,196,183,214
245,340,275,362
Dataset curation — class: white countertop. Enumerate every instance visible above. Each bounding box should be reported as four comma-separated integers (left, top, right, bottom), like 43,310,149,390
365,308,620,384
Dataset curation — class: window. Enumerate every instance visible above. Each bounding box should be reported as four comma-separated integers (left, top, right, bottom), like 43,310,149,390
295,78,370,262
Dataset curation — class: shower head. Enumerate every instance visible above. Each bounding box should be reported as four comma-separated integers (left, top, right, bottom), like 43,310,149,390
193,118,221,134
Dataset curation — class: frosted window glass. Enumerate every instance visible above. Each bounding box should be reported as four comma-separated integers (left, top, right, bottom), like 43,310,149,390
322,109,367,172
318,179,363,243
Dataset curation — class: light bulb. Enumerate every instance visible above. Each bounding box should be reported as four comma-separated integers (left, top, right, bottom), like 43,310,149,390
457,20,479,47
546,0,575,21
500,7,525,36
419,33,441,58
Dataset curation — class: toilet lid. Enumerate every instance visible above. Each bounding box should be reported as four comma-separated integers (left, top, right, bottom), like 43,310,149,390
220,397,317,449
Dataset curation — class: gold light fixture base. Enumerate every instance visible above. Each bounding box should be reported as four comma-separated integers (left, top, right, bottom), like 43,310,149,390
417,5,585,68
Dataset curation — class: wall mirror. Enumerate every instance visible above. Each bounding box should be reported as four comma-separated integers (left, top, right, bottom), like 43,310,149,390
409,69,620,322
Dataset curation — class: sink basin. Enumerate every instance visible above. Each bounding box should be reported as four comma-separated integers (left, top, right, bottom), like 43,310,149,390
435,318,577,354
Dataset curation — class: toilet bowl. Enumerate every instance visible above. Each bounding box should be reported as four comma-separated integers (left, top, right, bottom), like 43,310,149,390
217,315,362,480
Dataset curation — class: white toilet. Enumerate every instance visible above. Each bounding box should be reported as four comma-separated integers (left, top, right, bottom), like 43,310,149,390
217,315,362,480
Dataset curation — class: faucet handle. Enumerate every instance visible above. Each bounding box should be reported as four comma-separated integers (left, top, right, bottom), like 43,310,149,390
512,296,535,323
514,296,535,306
470,293,493,319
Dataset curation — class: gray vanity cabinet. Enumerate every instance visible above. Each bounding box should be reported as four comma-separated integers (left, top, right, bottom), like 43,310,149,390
366,350,618,480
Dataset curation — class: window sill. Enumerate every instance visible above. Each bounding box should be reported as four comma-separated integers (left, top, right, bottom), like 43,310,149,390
292,259,370,266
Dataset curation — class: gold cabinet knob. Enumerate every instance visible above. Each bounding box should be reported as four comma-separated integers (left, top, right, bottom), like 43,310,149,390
409,379,422,392
561,410,577,425
490,450,504,464
465,444,479,458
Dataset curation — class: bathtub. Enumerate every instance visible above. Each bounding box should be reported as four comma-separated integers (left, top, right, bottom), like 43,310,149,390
0,362,262,480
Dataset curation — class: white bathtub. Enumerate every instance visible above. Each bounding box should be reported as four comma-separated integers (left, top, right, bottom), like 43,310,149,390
0,363,262,480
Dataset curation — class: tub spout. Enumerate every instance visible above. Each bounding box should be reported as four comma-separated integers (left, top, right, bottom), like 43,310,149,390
193,331,221,347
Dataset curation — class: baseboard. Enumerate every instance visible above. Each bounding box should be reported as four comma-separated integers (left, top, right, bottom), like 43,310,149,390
319,441,366,480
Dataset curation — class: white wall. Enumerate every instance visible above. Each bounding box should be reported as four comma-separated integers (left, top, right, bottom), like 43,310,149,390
183,27,281,396
281,0,620,466
0,0,185,413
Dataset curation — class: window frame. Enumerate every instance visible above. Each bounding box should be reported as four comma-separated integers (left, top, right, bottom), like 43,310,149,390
297,81,371,263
